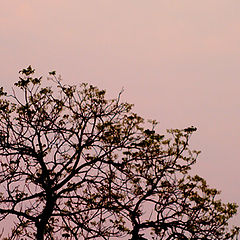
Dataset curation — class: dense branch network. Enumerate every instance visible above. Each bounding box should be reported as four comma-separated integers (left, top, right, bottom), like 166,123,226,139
0,66,238,239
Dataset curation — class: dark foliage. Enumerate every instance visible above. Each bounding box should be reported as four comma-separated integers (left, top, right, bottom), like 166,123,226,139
0,66,238,239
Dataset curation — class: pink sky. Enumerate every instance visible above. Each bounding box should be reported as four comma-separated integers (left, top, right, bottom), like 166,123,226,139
1,0,240,226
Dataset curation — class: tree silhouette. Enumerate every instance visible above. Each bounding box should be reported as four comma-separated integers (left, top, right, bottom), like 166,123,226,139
0,66,238,239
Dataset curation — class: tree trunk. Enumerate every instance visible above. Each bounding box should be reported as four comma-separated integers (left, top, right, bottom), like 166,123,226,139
36,196,55,240
36,221,45,240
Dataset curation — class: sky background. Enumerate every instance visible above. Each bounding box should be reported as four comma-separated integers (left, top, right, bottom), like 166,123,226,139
1,0,240,226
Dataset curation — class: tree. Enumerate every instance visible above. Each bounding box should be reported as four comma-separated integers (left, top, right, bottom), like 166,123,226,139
0,66,238,240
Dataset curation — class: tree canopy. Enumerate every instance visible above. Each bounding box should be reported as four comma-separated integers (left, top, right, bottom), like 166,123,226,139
0,66,238,240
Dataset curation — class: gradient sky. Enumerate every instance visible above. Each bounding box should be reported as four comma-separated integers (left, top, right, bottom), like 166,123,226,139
1,0,240,226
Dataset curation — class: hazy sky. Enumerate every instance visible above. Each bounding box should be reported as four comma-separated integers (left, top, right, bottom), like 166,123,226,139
1,0,240,225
